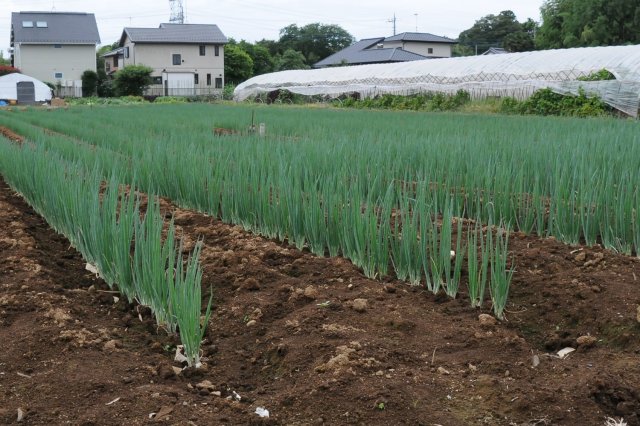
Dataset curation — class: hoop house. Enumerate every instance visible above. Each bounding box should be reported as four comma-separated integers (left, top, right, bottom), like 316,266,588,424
234,44,640,117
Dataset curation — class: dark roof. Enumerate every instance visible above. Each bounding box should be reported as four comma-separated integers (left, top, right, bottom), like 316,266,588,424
384,32,457,44
120,23,227,45
314,37,430,68
102,47,125,57
11,11,100,44
481,47,508,55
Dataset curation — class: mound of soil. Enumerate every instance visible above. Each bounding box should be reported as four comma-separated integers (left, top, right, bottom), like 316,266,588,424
0,177,639,425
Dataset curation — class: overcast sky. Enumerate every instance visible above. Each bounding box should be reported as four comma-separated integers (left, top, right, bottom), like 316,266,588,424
2,0,545,57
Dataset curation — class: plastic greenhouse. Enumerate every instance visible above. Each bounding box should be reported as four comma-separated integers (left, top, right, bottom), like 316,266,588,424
234,44,640,117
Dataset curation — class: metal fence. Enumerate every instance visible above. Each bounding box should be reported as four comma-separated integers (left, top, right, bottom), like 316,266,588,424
145,82,223,97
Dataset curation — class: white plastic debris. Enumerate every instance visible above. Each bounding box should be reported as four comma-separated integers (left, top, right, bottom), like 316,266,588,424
557,347,575,359
105,397,121,406
255,407,270,418
174,345,188,364
450,250,456,260
605,417,628,426
232,391,242,401
85,263,99,275
17,408,24,422
532,354,540,367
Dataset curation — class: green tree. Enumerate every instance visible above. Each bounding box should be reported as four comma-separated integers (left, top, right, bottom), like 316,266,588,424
96,42,120,97
275,49,309,71
113,65,152,96
458,10,536,54
238,41,274,76
278,23,354,64
0,51,10,66
255,38,281,57
224,44,254,84
537,0,640,49
81,70,99,97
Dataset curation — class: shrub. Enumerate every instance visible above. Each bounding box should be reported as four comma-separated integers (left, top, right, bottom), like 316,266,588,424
0,65,20,76
331,90,472,112
577,69,615,81
81,70,99,97
97,79,115,98
500,88,611,117
154,96,188,104
113,65,153,96
222,84,236,100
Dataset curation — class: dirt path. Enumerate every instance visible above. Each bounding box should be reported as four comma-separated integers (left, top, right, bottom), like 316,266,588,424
0,176,639,425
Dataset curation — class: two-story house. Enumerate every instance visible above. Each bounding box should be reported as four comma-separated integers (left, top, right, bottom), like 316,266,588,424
314,32,456,68
118,23,227,96
10,11,100,96
102,47,125,76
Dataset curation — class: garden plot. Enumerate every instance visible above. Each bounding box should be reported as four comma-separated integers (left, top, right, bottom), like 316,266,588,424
0,104,639,424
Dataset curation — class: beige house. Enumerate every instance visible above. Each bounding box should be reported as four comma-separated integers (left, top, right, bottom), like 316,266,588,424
102,47,124,76
10,11,100,96
315,32,456,68
117,23,227,96
383,33,455,58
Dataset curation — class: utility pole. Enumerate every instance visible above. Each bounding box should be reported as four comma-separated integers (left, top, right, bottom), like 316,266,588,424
388,13,396,36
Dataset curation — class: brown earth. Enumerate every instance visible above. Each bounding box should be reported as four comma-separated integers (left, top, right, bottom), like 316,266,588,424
0,126,24,144
0,176,639,426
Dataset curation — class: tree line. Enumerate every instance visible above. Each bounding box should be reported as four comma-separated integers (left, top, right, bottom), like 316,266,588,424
457,0,640,55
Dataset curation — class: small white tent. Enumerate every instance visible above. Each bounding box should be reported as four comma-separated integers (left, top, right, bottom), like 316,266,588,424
0,73,52,104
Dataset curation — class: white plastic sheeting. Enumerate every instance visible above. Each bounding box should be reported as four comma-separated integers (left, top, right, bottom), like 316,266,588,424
234,44,640,117
0,73,52,103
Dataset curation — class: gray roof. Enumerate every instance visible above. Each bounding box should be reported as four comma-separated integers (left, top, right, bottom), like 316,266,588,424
102,47,125,58
314,37,429,68
11,11,100,44
121,23,227,45
481,47,508,55
384,32,457,44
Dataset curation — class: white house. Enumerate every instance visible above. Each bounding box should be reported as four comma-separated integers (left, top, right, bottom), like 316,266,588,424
117,23,227,96
10,11,100,96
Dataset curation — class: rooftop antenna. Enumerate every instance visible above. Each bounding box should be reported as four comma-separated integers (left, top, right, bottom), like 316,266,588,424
414,13,418,32
388,13,396,36
169,0,184,24
51,1,56,11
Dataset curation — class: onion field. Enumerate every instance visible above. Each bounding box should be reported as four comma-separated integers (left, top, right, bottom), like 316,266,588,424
1,105,639,312
0,104,639,424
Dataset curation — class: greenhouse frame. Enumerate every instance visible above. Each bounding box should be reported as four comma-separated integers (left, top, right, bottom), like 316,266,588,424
234,44,640,117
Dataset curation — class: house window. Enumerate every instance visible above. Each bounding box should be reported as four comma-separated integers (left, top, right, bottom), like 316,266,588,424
215,78,222,89
172,54,182,65
214,45,220,56
199,45,205,56
54,72,63,79
54,44,62,48
206,74,211,86
194,74,199,85
22,21,33,28
36,21,48,28
152,76,162,85
428,47,434,54
124,47,129,58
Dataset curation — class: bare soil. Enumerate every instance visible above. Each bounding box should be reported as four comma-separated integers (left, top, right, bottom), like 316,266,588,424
1,176,639,425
